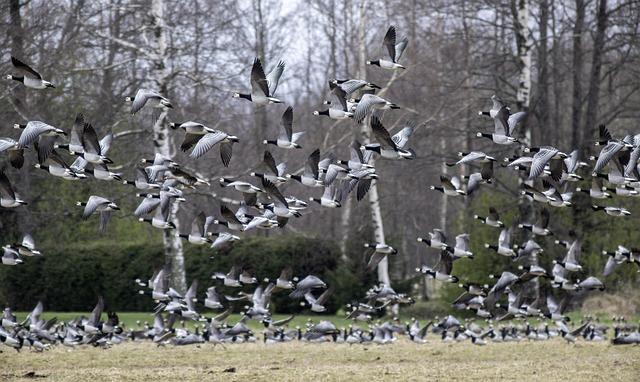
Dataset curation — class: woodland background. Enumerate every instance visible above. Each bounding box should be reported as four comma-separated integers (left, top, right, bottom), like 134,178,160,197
0,0,639,314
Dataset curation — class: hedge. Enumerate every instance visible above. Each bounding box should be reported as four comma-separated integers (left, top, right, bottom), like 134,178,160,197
0,235,357,314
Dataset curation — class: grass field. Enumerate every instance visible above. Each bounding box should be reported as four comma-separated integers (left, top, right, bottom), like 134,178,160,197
4,312,639,381
1,338,639,381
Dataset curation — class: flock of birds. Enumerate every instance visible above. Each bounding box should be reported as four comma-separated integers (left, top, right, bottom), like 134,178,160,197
1,25,640,351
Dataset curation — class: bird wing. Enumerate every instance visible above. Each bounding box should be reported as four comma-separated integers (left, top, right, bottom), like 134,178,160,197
262,179,288,208
190,131,227,159
134,197,160,217
316,285,334,305
466,173,482,195
305,149,320,178
529,148,558,180
81,123,102,155
366,251,385,273
493,107,510,136
498,228,511,247
219,141,233,167
280,106,294,142
70,113,85,148
395,36,409,62
18,121,55,148
455,234,469,252
593,141,623,174
83,196,109,218
329,83,349,111
180,133,202,152
337,79,366,95
371,115,398,150
251,58,270,97
507,111,527,135
391,123,415,149
383,26,397,62
263,150,279,176
566,240,581,264
88,296,104,326
11,56,42,79
191,211,206,237
266,60,285,96
354,94,385,124
220,204,242,225
356,178,372,201
488,207,500,221
130,89,151,115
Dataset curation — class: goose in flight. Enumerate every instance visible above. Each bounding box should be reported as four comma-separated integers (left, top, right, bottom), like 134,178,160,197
264,106,304,149
0,138,24,169
233,58,284,105
16,121,66,149
474,207,505,228
485,228,516,258
77,195,120,232
353,94,399,124
7,56,54,89
363,116,414,159
313,82,353,120
477,97,525,145
0,172,27,208
251,150,288,184
329,78,380,95
525,146,567,181
364,243,397,272
430,175,466,196
367,26,408,70
126,88,173,115
288,149,323,187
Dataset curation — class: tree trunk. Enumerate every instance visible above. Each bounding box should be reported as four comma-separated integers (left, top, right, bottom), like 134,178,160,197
571,0,585,148
357,0,391,287
536,0,550,144
150,0,186,293
584,0,609,142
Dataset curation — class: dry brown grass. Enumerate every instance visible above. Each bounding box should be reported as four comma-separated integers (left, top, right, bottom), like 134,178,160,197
1,339,638,381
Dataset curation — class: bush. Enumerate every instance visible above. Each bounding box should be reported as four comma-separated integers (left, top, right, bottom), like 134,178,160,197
0,235,357,314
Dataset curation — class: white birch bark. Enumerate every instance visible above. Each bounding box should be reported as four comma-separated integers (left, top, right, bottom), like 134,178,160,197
357,0,391,287
150,0,186,293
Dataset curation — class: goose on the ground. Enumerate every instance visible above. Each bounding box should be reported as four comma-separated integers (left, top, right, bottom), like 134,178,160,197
233,58,284,105
7,56,54,89
264,106,304,149
367,25,408,70
78,195,120,231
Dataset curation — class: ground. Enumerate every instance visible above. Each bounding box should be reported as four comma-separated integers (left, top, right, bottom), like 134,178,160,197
1,339,639,381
